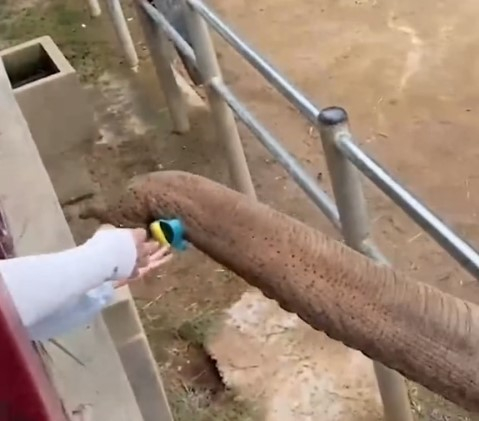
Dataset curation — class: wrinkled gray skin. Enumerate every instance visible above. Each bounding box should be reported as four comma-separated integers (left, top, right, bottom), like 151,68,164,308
151,0,203,85
82,171,479,412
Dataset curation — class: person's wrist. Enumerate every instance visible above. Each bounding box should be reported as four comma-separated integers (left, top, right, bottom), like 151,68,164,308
84,229,138,281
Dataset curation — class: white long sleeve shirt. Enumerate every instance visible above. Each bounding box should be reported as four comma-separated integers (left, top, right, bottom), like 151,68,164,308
0,229,137,340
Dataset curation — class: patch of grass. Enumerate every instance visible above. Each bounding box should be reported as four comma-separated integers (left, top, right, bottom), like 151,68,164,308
137,305,179,363
170,387,258,421
408,381,473,421
139,304,259,420
138,305,220,362
0,0,117,81
177,311,220,347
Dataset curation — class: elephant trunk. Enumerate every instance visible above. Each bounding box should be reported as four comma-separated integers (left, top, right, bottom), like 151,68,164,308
86,171,479,411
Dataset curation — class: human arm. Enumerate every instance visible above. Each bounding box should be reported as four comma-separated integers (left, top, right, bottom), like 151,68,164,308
28,282,115,341
0,228,137,329
28,244,172,341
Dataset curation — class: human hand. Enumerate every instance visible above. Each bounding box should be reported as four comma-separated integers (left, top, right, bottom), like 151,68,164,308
98,225,173,288
120,228,173,287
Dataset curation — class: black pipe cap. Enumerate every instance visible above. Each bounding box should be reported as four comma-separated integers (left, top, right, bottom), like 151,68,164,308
317,107,348,126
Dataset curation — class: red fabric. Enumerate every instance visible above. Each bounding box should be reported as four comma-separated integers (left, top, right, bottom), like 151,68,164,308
0,207,67,421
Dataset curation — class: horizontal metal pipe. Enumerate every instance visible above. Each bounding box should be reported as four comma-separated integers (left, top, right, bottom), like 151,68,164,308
337,134,479,279
209,80,392,263
139,0,338,226
139,0,197,66
187,0,319,124
141,0,479,280
210,78,340,228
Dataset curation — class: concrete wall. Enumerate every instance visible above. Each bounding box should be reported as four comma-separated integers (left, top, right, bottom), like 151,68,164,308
0,56,145,420
0,36,174,421
0,36,95,205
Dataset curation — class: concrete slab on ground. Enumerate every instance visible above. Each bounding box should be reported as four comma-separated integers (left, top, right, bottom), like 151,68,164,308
209,290,383,421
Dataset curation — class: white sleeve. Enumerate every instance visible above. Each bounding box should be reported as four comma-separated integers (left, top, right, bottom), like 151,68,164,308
28,282,116,341
0,229,137,328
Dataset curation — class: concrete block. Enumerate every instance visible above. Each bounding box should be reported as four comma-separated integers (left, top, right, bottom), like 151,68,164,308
0,36,96,204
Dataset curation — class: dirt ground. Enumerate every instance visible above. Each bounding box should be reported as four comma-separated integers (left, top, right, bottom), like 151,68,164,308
206,1,479,418
2,0,479,419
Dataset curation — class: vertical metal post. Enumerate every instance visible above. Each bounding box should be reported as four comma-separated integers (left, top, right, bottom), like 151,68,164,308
105,0,139,71
86,0,101,17
135,2,190,133
184,2,256,198
317,106,413,421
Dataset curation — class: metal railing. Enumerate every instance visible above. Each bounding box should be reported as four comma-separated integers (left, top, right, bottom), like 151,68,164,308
99,0,479,420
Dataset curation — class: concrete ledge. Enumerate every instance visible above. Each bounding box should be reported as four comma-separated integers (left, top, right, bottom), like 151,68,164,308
103,289,174,421
0,60,144,421
0,36,96,205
